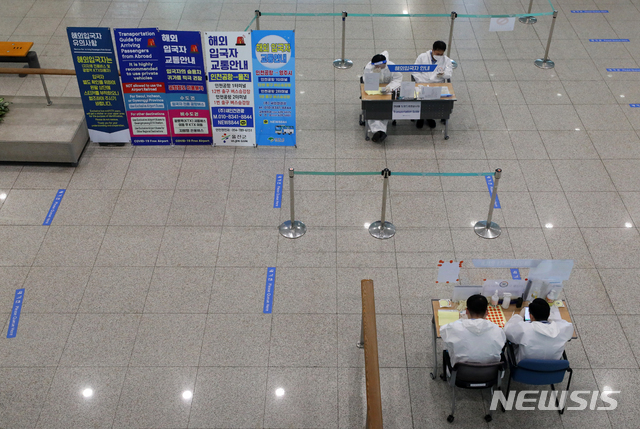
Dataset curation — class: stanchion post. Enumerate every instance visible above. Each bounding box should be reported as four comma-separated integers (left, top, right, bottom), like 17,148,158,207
40,75,52,106
255,10,261,30
333,11,353,69
278,168,307,238
519,0,537,24
447,12,458,69
474,168,502,239
534,10,558,69
368,169,396,239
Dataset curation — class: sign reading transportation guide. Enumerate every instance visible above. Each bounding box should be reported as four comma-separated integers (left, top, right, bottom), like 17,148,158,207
115,28,171,145
392,102,421,120
204,32,255,146
67,27,129,143
252,30,296,146
161,30,212,145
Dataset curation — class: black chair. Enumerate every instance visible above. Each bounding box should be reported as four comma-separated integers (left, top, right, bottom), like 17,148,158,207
504,342,573,414
441,350,506,423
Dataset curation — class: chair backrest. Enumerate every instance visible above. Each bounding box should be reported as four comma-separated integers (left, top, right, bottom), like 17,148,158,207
511,359,570,386
453,362,503,389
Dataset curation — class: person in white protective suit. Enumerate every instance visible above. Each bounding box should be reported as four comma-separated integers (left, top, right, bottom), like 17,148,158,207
440,294,506,372
412,40,453,129
363,51,402,143
504,298,574,363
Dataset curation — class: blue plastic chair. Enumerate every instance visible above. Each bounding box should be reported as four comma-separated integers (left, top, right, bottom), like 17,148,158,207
505,342,573,414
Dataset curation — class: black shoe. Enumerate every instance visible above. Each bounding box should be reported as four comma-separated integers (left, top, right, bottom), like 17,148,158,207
416,119,425,129
371,131,383,143
379,132,387,143
427,119,436,129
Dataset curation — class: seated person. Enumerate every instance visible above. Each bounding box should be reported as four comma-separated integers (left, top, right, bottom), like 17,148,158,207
412,40,454,129
363,51,402,143
441,294,507,373
503,298,574,363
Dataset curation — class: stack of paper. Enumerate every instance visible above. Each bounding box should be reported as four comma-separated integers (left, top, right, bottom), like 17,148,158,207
438,309,460,326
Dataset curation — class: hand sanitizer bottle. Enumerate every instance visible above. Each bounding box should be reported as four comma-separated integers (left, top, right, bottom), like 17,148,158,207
491,290,499,307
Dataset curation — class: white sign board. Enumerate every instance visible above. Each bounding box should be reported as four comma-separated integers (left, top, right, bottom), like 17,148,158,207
401,82,416,99
489,17,516,31
363,73,379,92
204,32,255,146
392,101,421,120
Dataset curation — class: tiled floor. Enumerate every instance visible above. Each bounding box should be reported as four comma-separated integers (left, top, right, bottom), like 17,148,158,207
2,0,640,427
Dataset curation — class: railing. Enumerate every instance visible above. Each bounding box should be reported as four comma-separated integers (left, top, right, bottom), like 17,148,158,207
0,67,76,105
359,279,383,429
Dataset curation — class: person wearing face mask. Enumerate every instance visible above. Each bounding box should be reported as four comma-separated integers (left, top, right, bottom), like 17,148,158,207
363,51,402,143
412,41,453,129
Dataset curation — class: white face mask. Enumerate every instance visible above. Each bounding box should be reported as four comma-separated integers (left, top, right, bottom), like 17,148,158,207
433,55,444,61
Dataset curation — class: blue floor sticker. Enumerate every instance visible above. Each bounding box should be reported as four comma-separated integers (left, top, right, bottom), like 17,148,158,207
485,176,501,209
606,68,640,72
511,269,521,280
571,10,608,13
7,289,25,338
589,39,629,42
43,189,65,225
631,104,640,108
273,175,283,208
263,267,276,314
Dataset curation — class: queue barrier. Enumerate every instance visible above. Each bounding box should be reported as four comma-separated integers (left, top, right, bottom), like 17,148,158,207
248,1,559,70
278,168,503,240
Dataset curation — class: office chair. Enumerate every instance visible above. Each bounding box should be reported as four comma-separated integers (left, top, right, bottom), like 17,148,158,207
504,342,573,414
441,350,506,423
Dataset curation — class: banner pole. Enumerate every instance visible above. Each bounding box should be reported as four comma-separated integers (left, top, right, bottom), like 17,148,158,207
447,12,458,69
255,10,261,30
519,0,538,24
474,168,502,239
534,10,558,69
368,169,396,239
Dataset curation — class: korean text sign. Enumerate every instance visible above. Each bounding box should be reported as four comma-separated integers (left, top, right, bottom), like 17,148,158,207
161,30,212,145
252,30,296,146
204,32,255,146
67,27,129,143
115,28,171,145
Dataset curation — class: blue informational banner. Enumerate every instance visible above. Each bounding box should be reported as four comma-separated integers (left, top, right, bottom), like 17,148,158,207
387,64,437,72
263,267,276,313
485,175,501,209
631,104,640,108
589,39,629,42
115,28,171,145
607,68,640,72
67,27,129,143
252,30,296,146
273,174,283,208
160,30,212,145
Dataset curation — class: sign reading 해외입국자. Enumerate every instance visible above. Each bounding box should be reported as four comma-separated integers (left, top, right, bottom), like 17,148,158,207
252,30,296,147
67,27,129,143
115,28,171,145
161,30,212,145
204,32,255,147
387,64,437,73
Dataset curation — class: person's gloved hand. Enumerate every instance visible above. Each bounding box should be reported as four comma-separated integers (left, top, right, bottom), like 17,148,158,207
384,85,392,93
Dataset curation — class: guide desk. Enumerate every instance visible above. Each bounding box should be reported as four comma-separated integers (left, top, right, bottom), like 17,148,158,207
429,298,577,380
360,82,456,140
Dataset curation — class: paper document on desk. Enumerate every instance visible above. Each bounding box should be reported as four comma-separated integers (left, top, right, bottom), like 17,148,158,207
365,90,383,95
419,86,442,100
441,86,450,95
438,309,460,326
363,73,380,92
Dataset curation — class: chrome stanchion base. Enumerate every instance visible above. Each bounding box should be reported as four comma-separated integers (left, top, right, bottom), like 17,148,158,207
333,58,353,69
474,221,502,239
519,16,537,24
368,221,396,239
279,220,307,239
356,341,364,349
534,58,555,69
451,59,458,69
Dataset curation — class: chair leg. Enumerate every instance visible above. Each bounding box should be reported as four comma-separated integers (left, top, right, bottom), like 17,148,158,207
502,376,512,413
448,382,456,423
559,369,573,415
485,387,494,422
